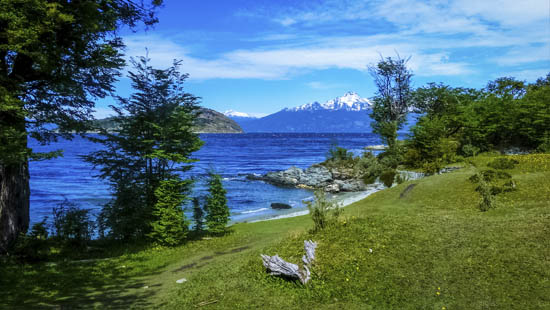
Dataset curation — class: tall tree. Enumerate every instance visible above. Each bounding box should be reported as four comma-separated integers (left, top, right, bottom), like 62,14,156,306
368,56,413,149
85,56,203,240
0,0,162,252
204,173,229,235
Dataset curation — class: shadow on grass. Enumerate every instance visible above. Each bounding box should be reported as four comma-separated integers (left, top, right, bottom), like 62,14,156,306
0,241,168,309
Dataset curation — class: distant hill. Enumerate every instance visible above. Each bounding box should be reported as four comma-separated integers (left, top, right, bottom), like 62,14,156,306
93,108,243,133
194,108,243,133
226,92,417,133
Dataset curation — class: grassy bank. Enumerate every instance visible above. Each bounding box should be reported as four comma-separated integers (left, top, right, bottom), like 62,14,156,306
1,154,549,309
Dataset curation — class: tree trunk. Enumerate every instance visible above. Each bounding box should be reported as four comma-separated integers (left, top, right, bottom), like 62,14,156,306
0,162,30,253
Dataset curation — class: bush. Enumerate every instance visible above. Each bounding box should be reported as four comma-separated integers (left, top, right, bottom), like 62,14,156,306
469,169,512,183
469,169,517,211
205,173,230,235
477,178,495,212
148,179,190,246
305,190,341,232
358,152,383,184
461,144,480,157
327,144,354,162
14,218,50,261
487,158,519,170
52,200,94,246
379,169,397,187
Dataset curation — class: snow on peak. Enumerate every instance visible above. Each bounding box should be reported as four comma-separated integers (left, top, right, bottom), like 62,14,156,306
288,92,371,112
223,110,256,118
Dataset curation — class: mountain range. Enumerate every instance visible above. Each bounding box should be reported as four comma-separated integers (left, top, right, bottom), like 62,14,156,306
225,92,394,133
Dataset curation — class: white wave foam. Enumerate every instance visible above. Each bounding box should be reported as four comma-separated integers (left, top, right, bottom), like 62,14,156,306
241,207,269,214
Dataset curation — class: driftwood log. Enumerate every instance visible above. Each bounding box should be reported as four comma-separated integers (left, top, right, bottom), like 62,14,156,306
261,240,317,284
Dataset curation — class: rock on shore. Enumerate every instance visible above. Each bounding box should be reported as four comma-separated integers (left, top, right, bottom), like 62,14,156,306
248,165,368,193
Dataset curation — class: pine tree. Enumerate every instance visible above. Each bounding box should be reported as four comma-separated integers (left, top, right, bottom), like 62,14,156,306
85,56,203,240
192,197,205,232
204,173,229,235
148,180,190,246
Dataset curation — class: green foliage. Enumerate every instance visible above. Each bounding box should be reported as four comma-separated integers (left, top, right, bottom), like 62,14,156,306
461,144,480,157
369,56,413,149
13,218,50,261
487,158,519,170
0,0,162,252
0,0,162,165
326,144,354,162
148,180,190,246
469,166,517,211
476,178,495,212
359,152,384,184
304,190,342,232
52,200,94,246
379,169,397,187
536,132,550,153
406,75,550,171
204,173,230,235
192,197,205,232
85,57,203,240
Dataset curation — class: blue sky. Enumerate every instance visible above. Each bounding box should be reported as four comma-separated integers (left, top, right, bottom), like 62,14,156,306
94,0,550,118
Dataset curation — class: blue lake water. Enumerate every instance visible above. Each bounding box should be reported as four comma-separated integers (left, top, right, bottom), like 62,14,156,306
29,133,382,225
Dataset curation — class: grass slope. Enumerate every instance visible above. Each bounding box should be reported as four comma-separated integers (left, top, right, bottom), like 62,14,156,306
1,154,549,309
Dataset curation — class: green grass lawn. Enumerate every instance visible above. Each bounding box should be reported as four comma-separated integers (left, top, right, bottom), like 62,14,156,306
1,154,549,309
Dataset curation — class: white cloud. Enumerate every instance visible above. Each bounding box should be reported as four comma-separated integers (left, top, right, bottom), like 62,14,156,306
123,34,473,80
500,69,550,81
494,44,550,66
121,0,547,81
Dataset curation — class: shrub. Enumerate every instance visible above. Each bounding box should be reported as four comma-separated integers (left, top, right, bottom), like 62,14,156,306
305,190,341,232
205,173,230,235
477,178,495,212
358,152,383,184
380,169,397,187
52,200,94,246
469,169,512,183
469,169,517,211
14,218,50,261
327,144,354,162
487,158,519,170
148,179,190,246
461,144,480,157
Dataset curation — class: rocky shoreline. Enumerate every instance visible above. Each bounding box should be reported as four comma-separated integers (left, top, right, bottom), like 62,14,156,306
248,164,454,193
247,164,369,193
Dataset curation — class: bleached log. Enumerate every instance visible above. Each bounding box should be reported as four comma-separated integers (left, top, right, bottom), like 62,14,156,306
261,240,317,284
302,240,317,265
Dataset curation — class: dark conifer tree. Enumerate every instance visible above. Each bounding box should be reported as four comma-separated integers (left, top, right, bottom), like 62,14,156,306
204,173,229,235
85,56,203,240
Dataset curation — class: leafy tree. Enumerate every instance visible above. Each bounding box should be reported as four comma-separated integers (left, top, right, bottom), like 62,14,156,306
148,179,190,246
368,56,413,149
192,197,205,232
52,200,94,247
516,74,550,149
0,0,162,252
85,56,203,240
204,173,229,235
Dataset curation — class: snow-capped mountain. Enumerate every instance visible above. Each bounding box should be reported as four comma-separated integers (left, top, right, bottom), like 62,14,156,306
223,110,258,118
227,92,417,133
286,92,372,112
